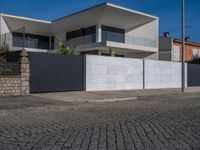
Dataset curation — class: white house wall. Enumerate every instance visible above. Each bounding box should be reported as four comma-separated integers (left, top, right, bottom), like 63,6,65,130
0,15,10,34
125,20,158,49
0,14,12,47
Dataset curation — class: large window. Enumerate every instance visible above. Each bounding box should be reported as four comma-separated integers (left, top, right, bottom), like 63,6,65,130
12,32,49,49
173,45,180,62
102,25,125,43
66,26,96,43
192,49,200,58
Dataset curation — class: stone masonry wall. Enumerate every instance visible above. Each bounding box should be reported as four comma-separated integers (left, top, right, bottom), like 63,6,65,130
20,63,30,95
0,49,30,97
0,76,21,96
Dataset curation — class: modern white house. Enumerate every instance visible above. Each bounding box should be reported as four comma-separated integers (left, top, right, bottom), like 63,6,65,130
0,2,159,59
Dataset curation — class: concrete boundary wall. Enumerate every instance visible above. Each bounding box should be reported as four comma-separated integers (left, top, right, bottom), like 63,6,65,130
144,60,187,89
86,55,187,91
86,55,143,91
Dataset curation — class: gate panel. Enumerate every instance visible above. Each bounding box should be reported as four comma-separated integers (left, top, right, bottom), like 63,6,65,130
29,52,84,93
188,64,200,87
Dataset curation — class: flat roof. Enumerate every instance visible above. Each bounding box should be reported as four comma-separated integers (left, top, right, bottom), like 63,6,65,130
0,2,158,24
1,13,51,24
1,2,158,24
53,2,158,22
173,38,200,47
1,13,51,35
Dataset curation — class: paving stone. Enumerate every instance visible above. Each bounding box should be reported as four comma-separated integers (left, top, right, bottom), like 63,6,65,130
0,92,200,149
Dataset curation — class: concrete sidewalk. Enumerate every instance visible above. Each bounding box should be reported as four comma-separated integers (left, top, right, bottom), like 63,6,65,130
32,87,200,103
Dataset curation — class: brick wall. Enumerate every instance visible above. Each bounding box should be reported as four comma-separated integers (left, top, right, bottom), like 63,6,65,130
173,40,200,62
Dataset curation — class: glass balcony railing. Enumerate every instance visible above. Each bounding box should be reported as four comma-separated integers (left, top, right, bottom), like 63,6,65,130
12,33,50,50
125,35,157,48
66,34,96,47
102,31,157,48
102,31,125,43
66,32,157,49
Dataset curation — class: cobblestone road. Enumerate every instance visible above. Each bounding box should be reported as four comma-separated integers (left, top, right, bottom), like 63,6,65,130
0,92,200,150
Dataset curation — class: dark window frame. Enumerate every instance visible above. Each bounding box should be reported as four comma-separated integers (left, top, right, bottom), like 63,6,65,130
102,25,125,43
12,32,50,50
66,26,96,41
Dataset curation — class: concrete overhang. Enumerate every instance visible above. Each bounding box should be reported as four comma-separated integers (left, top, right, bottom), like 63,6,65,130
2,14,51,36
52,3,158,34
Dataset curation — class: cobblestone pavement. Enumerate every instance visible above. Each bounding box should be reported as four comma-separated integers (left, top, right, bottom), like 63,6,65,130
0,92,200,150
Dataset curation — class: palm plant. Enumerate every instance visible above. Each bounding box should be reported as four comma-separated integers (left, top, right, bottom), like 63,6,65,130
55,37,74,55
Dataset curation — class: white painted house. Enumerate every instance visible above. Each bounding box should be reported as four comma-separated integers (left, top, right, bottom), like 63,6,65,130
0,2,159,59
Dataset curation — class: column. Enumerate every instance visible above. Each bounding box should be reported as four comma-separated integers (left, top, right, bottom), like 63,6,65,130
96,24,102,43
20,48,30,95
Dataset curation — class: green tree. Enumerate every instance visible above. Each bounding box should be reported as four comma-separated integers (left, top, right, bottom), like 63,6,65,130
55,37,74,55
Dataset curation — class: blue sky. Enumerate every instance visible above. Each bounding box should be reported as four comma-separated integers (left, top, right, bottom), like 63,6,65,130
0,0,199,43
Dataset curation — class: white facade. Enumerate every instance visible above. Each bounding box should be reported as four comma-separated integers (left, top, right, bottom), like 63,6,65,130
0,3,159,59
0,13,51,52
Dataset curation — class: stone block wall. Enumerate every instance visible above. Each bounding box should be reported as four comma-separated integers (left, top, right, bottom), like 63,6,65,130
0,76,21,96
20,63,30,95
0,49,30,97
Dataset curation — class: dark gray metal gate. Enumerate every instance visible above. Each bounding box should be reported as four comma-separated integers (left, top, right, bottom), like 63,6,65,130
188,64,200,87
29,52,85,93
